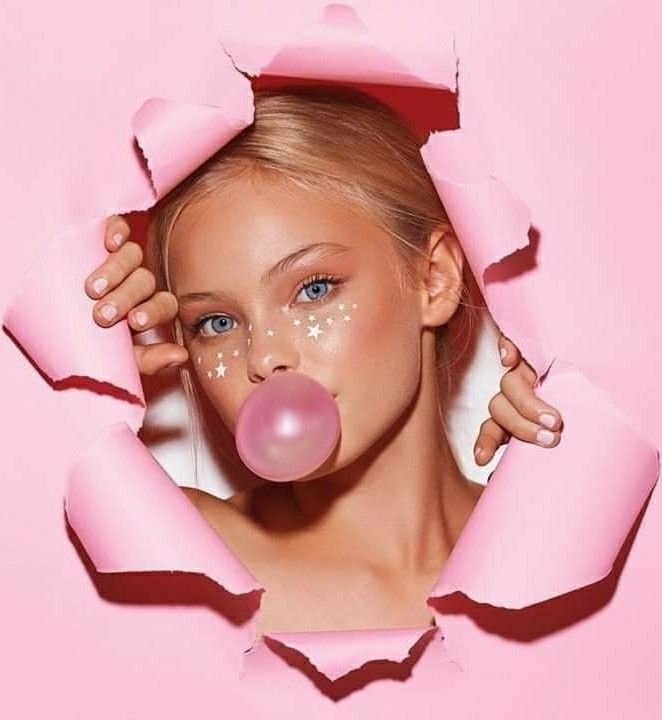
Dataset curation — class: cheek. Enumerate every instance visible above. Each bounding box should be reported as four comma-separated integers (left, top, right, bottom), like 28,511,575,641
188,343,246,425
321,291,420,377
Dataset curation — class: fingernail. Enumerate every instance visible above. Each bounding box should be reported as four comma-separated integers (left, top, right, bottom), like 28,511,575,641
474,446,483,459
134,311,148,327
536,429,555,447
538,412,556,429
112,232,124,248
166,360,181,369
92,277,108,295
499,346,508,362
100,304,117,321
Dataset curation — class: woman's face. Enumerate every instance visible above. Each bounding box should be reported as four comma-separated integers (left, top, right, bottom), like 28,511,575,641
169,173,425,479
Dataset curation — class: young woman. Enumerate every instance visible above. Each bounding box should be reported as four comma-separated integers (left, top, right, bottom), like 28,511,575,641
84,87,563,634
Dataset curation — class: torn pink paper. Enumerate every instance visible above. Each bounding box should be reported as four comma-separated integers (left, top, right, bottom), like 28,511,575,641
3,218,145,409
219,3,457,91
132,98,254,199
4,0,660,692
420,130,551,376
247,626,440,683
429,361,659,608
65,422,262,599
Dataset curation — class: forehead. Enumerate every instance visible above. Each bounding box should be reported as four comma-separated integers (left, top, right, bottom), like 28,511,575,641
167,173,393,293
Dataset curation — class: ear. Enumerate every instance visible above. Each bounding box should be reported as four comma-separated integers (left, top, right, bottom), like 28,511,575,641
419,224,464,328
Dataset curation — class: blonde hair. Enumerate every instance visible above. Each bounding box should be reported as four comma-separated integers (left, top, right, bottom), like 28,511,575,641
146,85,483,486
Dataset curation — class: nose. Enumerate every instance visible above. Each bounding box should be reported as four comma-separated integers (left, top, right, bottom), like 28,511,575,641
246,320,300,384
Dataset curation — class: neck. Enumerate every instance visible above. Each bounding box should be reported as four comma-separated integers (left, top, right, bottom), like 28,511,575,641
289,341,482,575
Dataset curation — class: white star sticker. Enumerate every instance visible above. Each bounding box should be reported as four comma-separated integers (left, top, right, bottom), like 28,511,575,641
196,355,202,364
216,351,223,359
307,323,324,339
351,303,357,309
215,361,228,378
248,323,253,332
308,314,316,322
266,328,275,336
232,349,240,357
326,317,334,325
293,318,302,326
343,314,351,322
338,303,345,311
206,370,212,378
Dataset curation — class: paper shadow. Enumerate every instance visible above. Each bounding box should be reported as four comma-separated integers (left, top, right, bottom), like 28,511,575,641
484,225,541,285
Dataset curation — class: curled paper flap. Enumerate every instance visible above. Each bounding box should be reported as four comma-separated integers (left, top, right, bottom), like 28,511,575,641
419,129,552,376
133,97,254,199
220,2,457,91
429,361,660,608
257,626,438,683
2,218,145,407
65,422,262,599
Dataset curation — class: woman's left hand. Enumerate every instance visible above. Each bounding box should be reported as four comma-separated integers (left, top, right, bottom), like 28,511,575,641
474,334,564,465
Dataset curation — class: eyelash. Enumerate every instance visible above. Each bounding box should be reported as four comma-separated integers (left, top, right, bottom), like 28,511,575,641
191,273,344,338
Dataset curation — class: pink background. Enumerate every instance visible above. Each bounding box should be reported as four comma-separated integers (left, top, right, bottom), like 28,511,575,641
2,1,661,717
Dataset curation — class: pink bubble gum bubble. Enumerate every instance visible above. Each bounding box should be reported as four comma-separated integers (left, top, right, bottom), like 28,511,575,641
234,372,341,482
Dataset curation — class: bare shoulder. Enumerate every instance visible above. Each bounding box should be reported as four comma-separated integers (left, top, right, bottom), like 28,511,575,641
179,485,277,556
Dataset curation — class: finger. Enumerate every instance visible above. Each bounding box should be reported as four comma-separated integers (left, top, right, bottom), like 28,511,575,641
474,417,509,465
134,343,189,376
92,266,155,327
105,215,131,251
488,392,561,448
127,291,179,333
498,334,521,368
85,240,143,300
500,367,564,431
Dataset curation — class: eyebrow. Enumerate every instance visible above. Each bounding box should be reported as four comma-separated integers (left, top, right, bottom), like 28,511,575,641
177,242,351,305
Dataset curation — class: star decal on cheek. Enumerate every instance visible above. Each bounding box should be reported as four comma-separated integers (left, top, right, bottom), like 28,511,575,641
201,347,242,382
266,328,275,336
307,323,324,340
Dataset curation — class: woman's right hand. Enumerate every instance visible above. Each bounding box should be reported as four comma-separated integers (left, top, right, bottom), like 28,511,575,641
84,215,189,375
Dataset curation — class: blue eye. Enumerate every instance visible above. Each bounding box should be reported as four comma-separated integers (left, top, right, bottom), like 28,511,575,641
195,314,236,338
295,274,341,304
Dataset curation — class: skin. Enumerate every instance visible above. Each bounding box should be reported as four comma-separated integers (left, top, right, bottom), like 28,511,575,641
84,174,564,633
